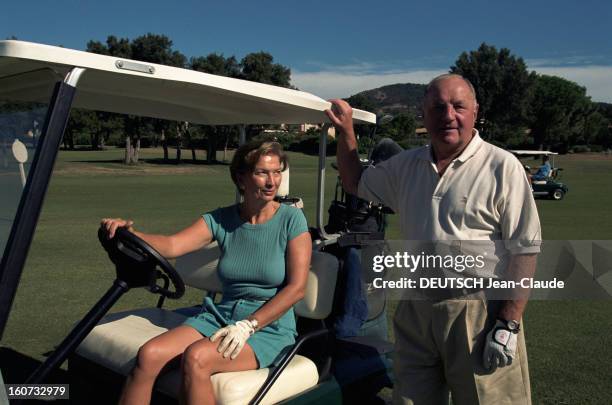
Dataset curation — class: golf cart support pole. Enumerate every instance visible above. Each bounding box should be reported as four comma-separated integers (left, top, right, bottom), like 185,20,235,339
0,67,85,340
235,124,246,203
248,328,329,405
317,124,334,241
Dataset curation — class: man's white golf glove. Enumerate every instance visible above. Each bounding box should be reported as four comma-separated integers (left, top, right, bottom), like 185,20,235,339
210,319,257,360
483,319,518,371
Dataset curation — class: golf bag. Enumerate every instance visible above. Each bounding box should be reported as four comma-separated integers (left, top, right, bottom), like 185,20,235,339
325,138,403,338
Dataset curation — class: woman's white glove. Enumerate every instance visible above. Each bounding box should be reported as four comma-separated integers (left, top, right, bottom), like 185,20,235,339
483,320,518,371
210,319,257,359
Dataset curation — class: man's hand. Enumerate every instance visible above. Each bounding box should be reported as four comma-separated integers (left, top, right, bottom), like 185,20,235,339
325,99,355,137
483,320,518,372
210,319,256,360
326,99,362,195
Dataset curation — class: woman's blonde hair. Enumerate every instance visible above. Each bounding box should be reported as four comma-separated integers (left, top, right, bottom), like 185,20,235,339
230,140,288,194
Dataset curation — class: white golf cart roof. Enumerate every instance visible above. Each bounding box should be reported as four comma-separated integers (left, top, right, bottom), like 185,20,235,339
510,150,559,156
0,40,376,125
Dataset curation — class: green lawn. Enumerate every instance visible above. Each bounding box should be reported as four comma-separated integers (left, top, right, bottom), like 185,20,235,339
2,148,611,403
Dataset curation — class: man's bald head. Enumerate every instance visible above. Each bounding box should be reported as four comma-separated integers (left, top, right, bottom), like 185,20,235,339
424,74,477,104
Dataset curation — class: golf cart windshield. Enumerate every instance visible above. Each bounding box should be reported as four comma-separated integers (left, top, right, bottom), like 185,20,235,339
0,69,58,265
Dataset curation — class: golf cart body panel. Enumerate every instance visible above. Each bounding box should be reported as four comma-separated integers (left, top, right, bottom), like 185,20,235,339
0,40,389,404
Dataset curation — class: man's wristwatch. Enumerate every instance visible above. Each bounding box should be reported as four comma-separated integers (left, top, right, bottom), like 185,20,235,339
498,318,520,333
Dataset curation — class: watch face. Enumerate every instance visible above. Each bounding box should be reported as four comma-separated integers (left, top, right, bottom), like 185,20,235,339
507,320,520,331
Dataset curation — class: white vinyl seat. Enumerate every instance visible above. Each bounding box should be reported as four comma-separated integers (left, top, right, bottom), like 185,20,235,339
75,242,338,404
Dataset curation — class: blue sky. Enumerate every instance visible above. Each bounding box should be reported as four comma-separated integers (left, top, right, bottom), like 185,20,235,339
2,0,611,101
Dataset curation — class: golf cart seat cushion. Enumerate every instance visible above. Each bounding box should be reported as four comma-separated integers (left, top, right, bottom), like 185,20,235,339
175,246,339,319
157,355,317,405
75,308,186,375
75,307,318,404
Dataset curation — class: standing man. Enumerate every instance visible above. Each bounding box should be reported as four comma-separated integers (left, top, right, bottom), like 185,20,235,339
326,74,541,405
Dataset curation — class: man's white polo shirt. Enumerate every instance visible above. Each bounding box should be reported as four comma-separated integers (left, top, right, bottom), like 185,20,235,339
358,131,541,277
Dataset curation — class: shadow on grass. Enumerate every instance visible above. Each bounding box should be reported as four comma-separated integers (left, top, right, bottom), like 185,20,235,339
0,347,124,404
0,347,68,384
143,158,229,166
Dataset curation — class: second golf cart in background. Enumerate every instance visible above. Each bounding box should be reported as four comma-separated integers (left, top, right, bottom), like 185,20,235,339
510,150,569,200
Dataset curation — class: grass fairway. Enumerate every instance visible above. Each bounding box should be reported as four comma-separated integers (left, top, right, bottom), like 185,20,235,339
2,148,611,403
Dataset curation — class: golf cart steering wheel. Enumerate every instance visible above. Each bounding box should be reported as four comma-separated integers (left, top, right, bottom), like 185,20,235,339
98,227,185,299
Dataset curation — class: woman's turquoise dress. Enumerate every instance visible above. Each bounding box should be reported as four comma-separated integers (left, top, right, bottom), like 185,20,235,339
183,203,308,368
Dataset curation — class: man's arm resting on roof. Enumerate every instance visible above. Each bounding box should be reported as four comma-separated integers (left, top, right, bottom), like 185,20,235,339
498,253,537,321
326,99,363,195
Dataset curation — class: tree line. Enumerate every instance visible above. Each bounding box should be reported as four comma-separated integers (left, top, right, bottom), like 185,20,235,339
34,36,612,157
348,43,611,153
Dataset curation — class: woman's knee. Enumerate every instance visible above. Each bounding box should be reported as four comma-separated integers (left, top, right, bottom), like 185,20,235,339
135,341,171,374
182,342,217,376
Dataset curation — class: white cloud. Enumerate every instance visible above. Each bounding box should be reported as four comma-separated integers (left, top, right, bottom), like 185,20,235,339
293,65,612,103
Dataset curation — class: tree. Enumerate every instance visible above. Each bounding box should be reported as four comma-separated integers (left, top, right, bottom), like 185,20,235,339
65,110,100,149
130,34,186,67
528,75,593,151
240,52,291,87
594,104,612,148
96,111,123,149
190,54,240,77
580,111,609,148
451,43,535,144
378,112,417,144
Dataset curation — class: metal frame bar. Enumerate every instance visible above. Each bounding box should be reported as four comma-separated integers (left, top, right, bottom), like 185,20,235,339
316,124,337,242
235,124,246,203
249,328,329,405
0,68,85,339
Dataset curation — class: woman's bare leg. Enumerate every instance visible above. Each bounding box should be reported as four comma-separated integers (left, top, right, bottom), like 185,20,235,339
180,339,258,405
118,325,203,405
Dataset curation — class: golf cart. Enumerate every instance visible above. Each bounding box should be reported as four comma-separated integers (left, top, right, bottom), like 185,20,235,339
0,40,393,404
510,150,569,200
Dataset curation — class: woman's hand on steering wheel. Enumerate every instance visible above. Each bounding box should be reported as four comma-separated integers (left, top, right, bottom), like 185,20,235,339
101,218,135,239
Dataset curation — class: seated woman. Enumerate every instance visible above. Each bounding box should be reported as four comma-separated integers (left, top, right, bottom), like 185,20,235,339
101,140,311,405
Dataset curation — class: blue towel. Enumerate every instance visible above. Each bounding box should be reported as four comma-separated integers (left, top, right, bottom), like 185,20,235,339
334,247,369,337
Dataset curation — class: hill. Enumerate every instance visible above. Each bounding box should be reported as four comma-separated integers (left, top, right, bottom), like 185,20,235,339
347,83,426,116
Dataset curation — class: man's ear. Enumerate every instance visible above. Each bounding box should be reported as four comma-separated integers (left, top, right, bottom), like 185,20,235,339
474,103,479,119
